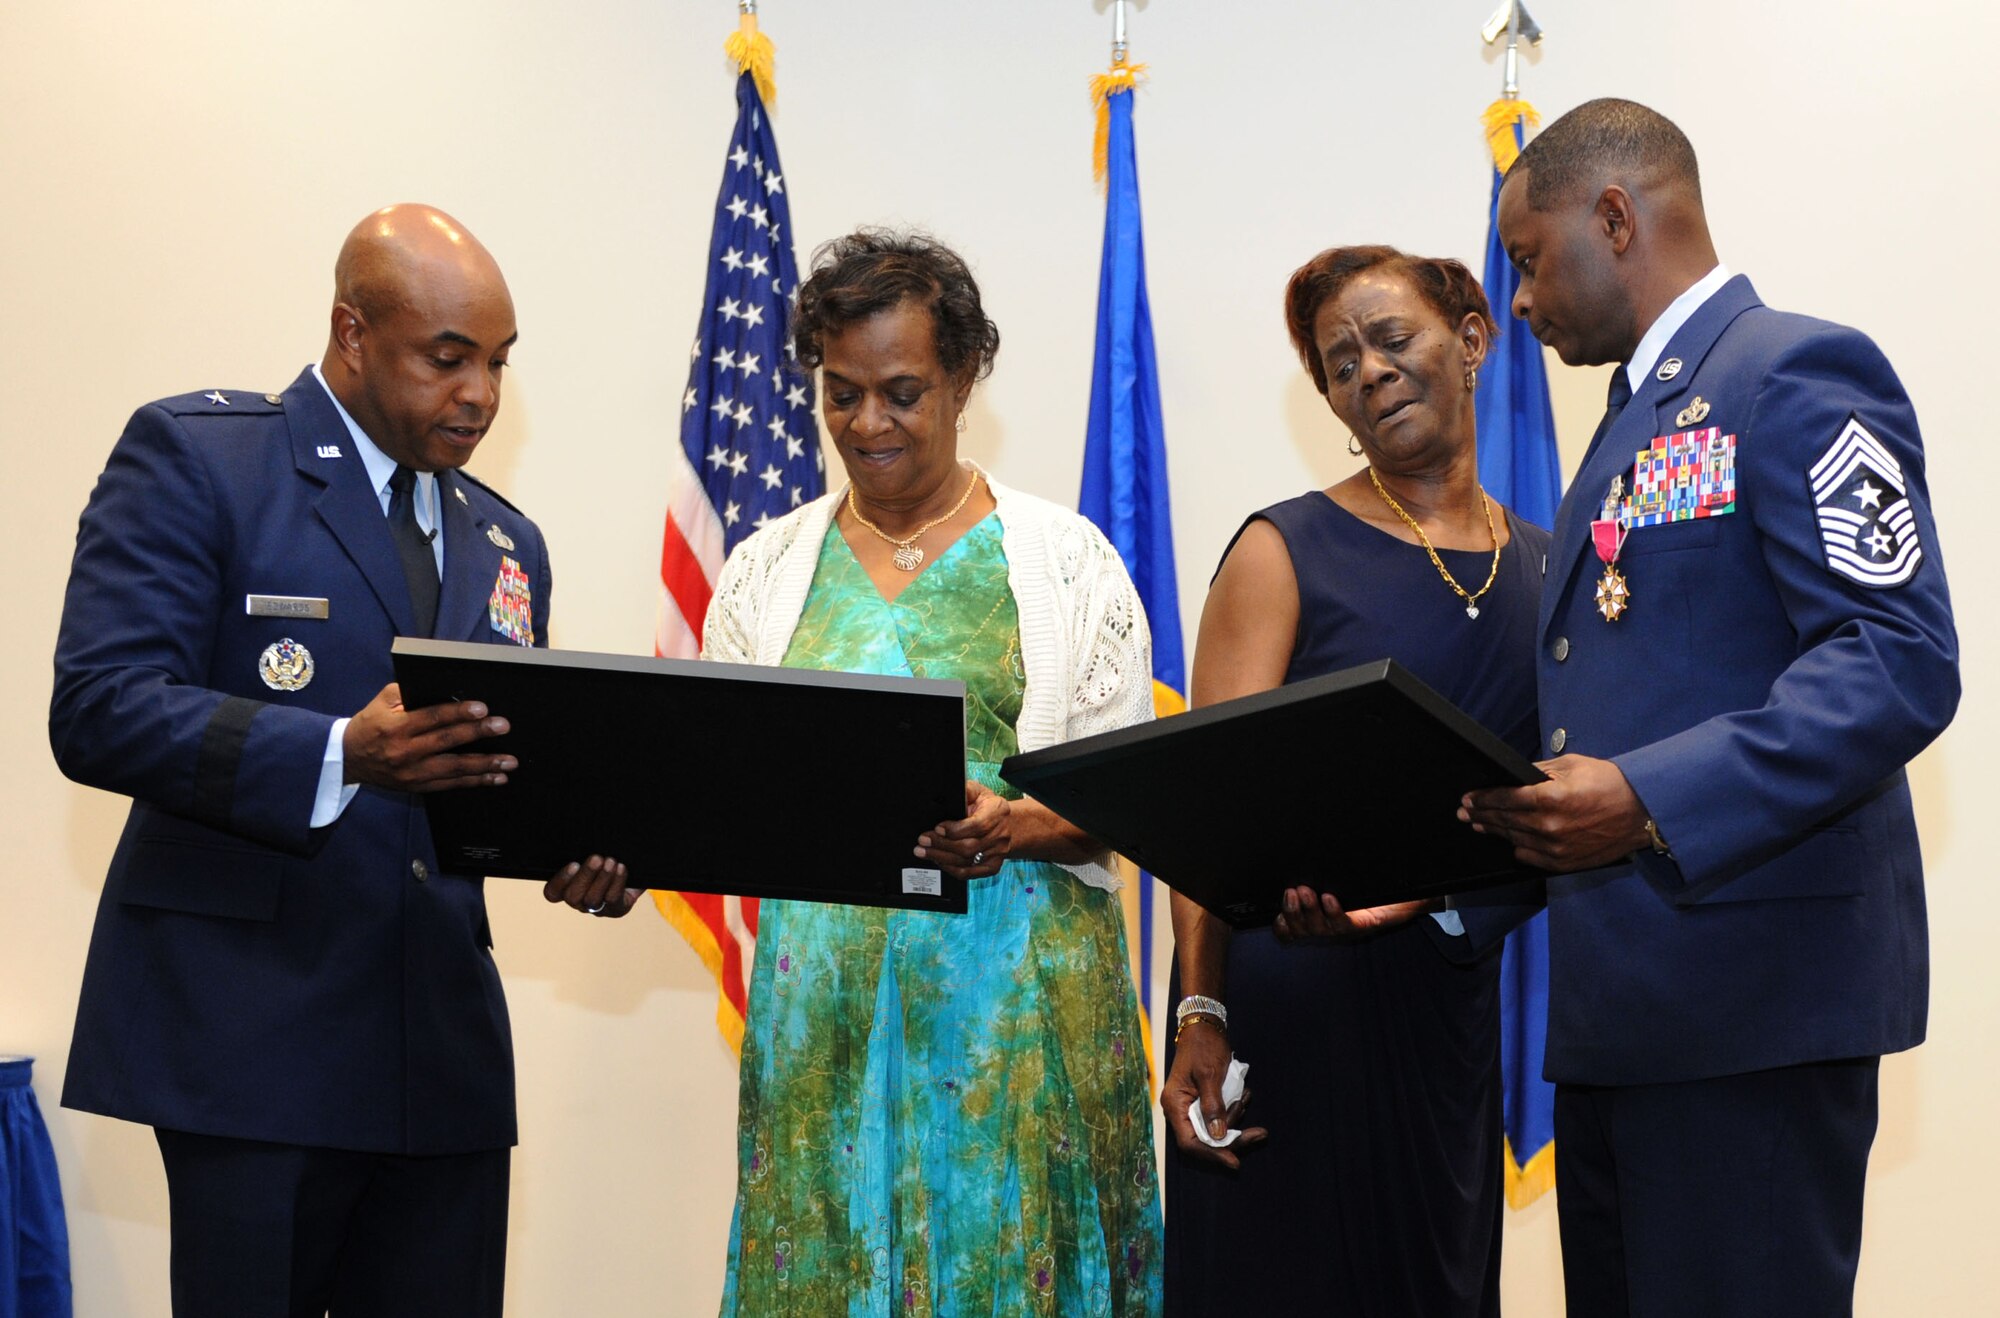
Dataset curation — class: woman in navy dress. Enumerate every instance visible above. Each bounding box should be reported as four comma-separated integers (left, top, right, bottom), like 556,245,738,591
1160,246,1548,1316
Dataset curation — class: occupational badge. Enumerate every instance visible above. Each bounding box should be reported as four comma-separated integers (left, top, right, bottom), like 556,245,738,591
1674,396,1711,428
486,524,515,551
258,638,315,691
488,556,534,645
1810,416,1922,588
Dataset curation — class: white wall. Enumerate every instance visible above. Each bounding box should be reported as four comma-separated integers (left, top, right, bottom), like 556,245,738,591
2,1,1994,1312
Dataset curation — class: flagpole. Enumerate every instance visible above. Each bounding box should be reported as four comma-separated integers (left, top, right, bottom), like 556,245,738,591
1481,1,1543,99
1111,0,1128,63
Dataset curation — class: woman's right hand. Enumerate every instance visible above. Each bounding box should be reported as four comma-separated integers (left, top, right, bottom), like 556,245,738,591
1161,1020,1267,1170
1273,885,1431,942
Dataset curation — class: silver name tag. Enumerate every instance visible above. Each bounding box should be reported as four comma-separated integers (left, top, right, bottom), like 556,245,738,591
245,595,330,619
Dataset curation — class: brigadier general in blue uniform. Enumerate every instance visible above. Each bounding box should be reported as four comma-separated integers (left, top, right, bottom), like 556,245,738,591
1460,100,1958,1316
50,204,628,1317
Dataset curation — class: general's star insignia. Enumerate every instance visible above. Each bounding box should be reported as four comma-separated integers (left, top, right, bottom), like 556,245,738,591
205,391,230,406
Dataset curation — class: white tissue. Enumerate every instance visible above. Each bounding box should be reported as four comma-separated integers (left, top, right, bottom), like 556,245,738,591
1187,1057,1250,1148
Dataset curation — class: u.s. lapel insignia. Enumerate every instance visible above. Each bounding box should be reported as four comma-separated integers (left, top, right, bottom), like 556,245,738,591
486,524,515,551
258,638,315,691
1675,396,1711,428
1810,416,1923,588
1656,358,1684,381
488,556,534,645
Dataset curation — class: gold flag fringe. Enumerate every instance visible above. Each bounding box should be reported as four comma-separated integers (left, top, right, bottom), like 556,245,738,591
1090,57,1148,183
1482,97,1540,174
1503,1133,1557,1209
726,14,777,109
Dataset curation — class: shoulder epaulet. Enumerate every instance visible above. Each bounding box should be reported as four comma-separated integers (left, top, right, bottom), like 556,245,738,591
156,388,288,417
454,468,524,515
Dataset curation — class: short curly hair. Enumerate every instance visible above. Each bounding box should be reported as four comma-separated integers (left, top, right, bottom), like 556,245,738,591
790,229,1001,383
1283,245,1498,396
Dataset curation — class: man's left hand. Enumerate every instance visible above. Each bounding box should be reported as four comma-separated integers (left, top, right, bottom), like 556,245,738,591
543,855,644,918
1460,754,1653,873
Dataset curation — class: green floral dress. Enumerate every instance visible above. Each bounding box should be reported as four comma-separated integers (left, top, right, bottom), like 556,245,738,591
720,515,1163,1317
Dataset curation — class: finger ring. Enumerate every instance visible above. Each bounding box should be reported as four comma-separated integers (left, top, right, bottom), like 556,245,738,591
973,851,985,864
586,900,606,915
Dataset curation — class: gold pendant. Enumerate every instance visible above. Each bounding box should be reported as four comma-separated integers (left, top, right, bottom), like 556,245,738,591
1594,564,1630,621
1466,602,1480,619
892,544,924,571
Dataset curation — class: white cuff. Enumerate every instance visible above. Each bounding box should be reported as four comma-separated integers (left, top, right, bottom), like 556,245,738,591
310,718,360,828
1430,909,1466,937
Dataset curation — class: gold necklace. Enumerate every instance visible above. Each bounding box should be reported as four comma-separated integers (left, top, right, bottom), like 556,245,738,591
1366,467,1501,619
846,465,984,571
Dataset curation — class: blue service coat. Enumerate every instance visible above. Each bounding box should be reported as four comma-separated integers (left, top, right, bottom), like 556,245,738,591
51,367,551,1155
1504,276,1958,1087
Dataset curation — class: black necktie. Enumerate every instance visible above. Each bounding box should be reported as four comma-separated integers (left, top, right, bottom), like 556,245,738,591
387,466,439,636
1587,366,1634,456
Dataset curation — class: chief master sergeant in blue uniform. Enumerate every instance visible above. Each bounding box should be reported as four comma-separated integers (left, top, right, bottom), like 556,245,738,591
50,203,630,1317
1461,101,1958,1315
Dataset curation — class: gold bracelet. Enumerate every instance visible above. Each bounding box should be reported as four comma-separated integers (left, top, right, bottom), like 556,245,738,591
1173,1013,1224,1045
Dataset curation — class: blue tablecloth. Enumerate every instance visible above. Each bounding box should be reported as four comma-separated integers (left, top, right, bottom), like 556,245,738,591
0,1058,70,1318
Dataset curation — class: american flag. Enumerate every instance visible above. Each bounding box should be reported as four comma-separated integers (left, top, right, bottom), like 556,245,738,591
653,70,820,1050
656,71,819,659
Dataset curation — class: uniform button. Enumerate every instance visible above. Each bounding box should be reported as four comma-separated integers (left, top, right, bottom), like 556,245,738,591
1553,636,1570,662
263,393,284,405
411,859,429,882
1551,728,1568,754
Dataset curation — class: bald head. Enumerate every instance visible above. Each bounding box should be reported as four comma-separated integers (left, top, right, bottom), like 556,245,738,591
332,204,507,326
322,204,519,472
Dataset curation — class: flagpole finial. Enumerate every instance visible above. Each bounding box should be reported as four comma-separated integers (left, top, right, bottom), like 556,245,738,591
1480,1,1542,175
1111,0,1129,65
1481,1,1543,99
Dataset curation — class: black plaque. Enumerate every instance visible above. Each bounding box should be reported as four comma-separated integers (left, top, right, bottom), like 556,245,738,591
392,639,970,914
1000,659,1545,928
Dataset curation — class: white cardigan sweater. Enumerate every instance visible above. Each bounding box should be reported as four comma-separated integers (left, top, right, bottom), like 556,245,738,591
702,475,1155,892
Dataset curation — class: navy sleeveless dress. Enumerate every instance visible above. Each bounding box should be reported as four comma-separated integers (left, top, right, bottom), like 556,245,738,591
1163,491,1548,1318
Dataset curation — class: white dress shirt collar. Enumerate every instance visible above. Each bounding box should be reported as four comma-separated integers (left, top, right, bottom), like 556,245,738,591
309,364,438,535
1625,263,1733,393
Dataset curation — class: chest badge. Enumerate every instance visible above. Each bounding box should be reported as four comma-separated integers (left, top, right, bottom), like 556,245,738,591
486,524,515,551
1674,396,1711,428
258,638,315,691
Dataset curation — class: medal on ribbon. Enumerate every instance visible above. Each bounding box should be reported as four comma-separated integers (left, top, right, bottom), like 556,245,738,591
1591,475,1631,622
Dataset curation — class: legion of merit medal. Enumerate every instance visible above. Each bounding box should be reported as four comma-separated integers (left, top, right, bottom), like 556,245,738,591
1591,475,1631,622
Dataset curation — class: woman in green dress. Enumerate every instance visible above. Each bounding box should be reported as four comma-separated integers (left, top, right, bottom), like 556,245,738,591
565,230,1163,1316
